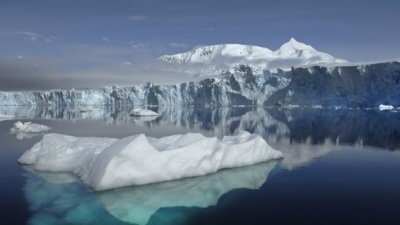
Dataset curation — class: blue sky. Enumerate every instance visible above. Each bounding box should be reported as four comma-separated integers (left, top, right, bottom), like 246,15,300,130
0,0,399,90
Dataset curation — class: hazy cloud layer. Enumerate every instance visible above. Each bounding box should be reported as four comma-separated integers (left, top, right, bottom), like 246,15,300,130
0,0,399,91
0,56,202,91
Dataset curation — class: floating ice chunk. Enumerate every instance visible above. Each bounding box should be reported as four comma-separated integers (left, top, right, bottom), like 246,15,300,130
10,121,51,133
19,131,283,191
130,108,159,117
311,105,323,109
379,104,394,111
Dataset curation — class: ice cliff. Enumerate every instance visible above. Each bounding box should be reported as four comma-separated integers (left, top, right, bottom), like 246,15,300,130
1,62,399,107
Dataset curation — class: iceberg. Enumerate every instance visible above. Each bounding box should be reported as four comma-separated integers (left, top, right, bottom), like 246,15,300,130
18,131,283,190
130,108,159,117
10,121,51,133
379,104,394,111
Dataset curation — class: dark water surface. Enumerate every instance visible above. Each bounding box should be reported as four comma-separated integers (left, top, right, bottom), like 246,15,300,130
1,106,400,225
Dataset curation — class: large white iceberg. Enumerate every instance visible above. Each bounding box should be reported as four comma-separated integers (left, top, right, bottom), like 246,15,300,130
19,131,283,191
10,121,51,133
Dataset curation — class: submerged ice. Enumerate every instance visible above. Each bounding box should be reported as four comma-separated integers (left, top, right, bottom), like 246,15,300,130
22,161,278,225
18,131,283,190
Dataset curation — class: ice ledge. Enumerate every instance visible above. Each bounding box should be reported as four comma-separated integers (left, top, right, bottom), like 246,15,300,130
18,131,283,191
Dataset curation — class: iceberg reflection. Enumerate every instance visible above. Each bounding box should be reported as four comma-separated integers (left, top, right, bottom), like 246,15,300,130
22,161,278,225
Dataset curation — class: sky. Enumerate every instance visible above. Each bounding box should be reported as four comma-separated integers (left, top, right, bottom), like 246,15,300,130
0,0,400,91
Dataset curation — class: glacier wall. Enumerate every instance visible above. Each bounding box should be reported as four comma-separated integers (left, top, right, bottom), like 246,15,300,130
1,62,399,107
266,61,400,107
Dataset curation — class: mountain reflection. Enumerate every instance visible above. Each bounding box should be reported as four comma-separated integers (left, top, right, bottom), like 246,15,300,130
4,105,399,151
22,161,278,225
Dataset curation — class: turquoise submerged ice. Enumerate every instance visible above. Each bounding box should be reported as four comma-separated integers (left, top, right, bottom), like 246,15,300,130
18,131,283,191
22,161,278,225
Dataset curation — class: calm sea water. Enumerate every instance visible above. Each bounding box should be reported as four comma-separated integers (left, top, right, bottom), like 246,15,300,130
1,106,400,225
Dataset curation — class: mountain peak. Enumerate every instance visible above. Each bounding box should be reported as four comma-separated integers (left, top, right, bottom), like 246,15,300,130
159,39,348,76
279,38,315,51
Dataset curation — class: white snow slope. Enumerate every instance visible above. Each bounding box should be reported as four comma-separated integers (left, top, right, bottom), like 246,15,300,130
160,38,348,76
18,131,283,191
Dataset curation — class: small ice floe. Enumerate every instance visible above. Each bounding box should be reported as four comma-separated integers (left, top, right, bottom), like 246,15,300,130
10,121,51,133
130,108,159,117
18,131,283,191
311,105,323,109
378,104,394,111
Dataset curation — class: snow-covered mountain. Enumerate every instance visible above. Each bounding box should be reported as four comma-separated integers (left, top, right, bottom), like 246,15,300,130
159,38,348,76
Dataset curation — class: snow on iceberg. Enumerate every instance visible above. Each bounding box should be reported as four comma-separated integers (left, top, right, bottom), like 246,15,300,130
130,108,159,117
19,131,283,191
379,104,394,111
10,121,51,133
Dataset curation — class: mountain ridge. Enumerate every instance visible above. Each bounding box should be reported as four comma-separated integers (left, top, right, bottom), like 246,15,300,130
159,38,349,76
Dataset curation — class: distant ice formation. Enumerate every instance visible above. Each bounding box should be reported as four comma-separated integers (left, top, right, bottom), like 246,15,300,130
130,108,159,117
10,121,51,133
379,104,394,111
18,131,283,191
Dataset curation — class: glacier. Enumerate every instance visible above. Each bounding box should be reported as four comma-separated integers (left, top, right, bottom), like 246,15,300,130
1,61,399,108
18,131,283,191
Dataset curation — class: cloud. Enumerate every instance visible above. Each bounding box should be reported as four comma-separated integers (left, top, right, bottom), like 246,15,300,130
0,57,201,91
169,42,189,49
102,36,110,42
0,43,195,91
0,31,55,43
18,31,44,42
128,15,146,21
129,42,148,49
